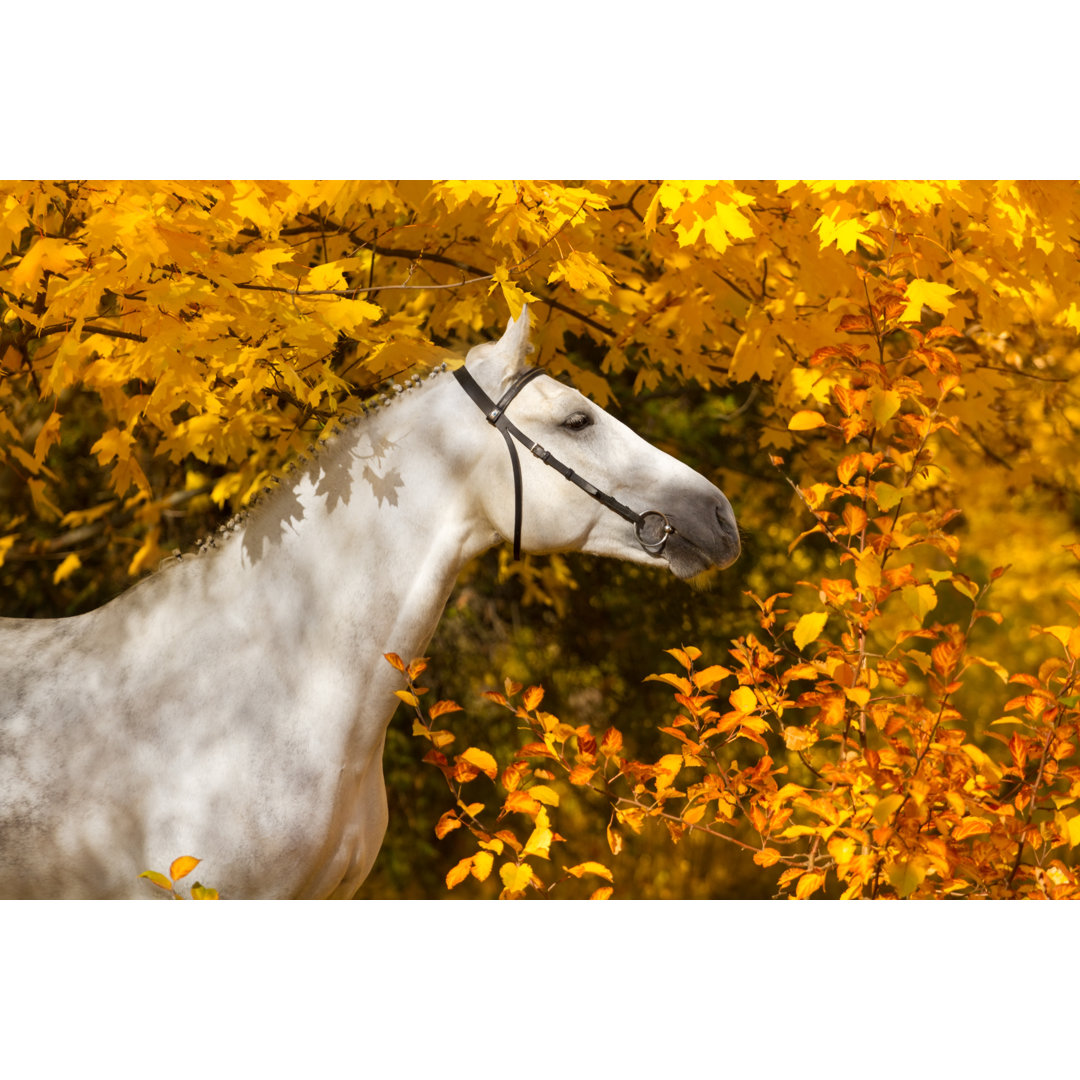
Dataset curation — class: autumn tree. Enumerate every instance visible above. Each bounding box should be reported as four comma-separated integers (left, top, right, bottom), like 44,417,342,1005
2,180,1079,897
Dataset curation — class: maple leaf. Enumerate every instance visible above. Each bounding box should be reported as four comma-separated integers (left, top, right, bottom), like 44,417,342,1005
899,279,958,323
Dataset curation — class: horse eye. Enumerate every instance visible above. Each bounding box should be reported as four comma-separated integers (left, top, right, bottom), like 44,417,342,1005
562,412,592,431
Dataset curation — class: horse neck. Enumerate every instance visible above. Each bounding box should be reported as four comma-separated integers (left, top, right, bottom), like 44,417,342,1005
218,374,492,668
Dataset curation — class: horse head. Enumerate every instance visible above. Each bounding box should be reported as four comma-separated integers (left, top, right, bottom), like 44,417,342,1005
458,307,740,581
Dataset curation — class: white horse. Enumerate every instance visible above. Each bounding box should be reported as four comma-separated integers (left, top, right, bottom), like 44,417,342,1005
0,308,739,898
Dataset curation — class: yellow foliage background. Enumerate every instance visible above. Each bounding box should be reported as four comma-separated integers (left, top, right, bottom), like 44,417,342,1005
2,180,1079,897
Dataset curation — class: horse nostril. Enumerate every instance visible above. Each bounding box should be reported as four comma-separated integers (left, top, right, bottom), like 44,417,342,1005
715,501,741,559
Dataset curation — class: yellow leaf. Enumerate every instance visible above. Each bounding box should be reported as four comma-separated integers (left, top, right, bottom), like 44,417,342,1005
394,690,419,707
729,686,757,713
589,887,613,900
692,664,732,689
169,856,200,882
872,793,904,826
528,784,560,807
753,848,781,867
855,551,882,592
522,807,553,859
139,870,173,892
827,837,855,865
565,861,614,882
793,611,827,650
460,747,498,780
868,387,902,427
788,410,827,431
902,584,938,622
189,883,219,900
844,686,870,707
654,753,684,791
471,851,494,882
900,279,958,323
52,552,81,585
1067,815,1080,849
499,861,533,894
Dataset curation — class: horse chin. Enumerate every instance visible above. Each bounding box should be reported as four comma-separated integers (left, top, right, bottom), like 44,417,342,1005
662,526,740,583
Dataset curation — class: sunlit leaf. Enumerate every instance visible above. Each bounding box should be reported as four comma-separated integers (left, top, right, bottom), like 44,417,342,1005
169,856,200,882
446,857,473,890
499,862,533,894
139,870,173,892
793,611,827,650
795,871,825,899
460,747,498,780
788,410,827,431
565,861,613,882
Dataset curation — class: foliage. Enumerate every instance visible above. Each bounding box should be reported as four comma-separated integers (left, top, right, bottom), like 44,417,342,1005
4,180,1080,897
139,855,218,899
392,308,1080,898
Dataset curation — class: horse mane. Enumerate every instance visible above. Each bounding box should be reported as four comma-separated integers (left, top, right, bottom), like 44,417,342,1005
165,362,454,568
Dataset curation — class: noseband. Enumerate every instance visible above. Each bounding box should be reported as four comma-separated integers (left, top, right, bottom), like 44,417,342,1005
453,365,675,561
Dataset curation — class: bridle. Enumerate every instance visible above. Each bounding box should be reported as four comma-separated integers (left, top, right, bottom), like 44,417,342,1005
453,364,675,561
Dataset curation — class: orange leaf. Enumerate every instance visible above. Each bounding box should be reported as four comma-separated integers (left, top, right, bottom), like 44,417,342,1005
753,848,781,868
504,789,542,816
522,685,545,711
169,856,200,882
435,811,462,839
599,727,623,758
429,699,463,720
568,764,596,785
446,857,473,890
589,887,614,900
383,652,406,673
795,871,825,899
953,817,993,840
607,824,623,856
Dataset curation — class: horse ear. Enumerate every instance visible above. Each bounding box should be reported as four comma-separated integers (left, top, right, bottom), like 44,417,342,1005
464,304,534,385
495,305,532,371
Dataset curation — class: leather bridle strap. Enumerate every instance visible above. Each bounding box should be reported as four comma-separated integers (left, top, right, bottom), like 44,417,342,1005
452,365,674,560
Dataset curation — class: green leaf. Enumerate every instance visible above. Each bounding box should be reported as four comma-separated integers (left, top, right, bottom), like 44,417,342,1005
888,859,926,898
